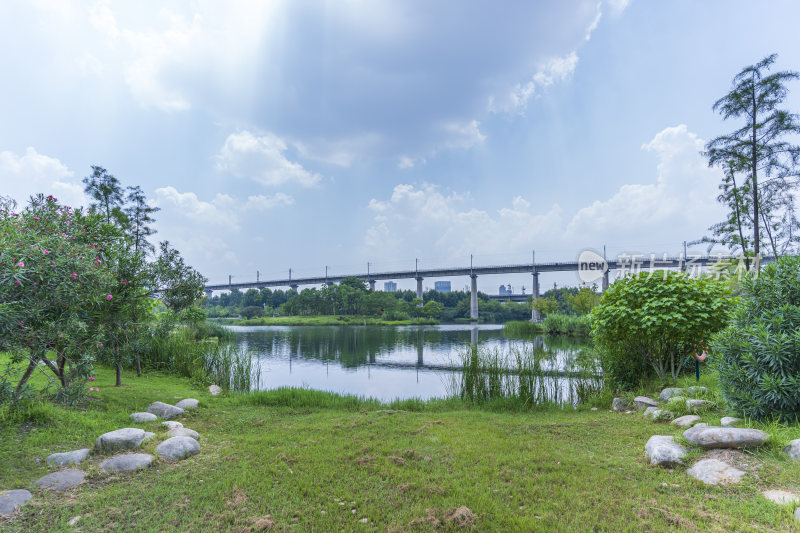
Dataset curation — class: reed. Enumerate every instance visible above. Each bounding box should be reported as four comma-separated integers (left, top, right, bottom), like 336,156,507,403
449,342,602,408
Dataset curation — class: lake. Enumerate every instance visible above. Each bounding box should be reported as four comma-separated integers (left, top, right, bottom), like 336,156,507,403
226,324,596,402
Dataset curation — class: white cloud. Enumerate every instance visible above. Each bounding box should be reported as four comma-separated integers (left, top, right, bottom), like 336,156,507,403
244,193,295,210
364,125,724,260
293,133,382,168
217,131,321,187
605,0,632,16
154,186,240,229
0,147,86,208
438,120,487,150
489,52,579,114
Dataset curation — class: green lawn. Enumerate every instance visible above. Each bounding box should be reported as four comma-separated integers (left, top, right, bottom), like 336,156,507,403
1,363,799,531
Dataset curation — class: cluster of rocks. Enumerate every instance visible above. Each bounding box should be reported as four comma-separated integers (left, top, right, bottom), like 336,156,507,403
633,387,800,520
613,386,713,422
0,398,202,517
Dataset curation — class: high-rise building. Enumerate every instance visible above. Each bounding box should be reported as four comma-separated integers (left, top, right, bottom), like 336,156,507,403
383,281,397,292
499,284,512,296
434,281,451,293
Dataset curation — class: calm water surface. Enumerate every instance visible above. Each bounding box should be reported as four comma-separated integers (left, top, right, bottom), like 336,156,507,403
227,324,594,401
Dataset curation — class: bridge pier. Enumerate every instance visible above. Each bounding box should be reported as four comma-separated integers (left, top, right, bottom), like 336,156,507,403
416,277,423,301
369,279,375,291
602,269,609,291
470,274,478,320
531,271,540,322
290,284,298,292
204,289,213,299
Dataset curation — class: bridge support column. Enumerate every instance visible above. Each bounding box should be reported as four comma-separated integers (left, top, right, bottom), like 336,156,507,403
470,274,478,320
416,277,423,301
290,284,299,292
204,289,213,299
531,272,540,322
369,280,375,291
602,269,609,291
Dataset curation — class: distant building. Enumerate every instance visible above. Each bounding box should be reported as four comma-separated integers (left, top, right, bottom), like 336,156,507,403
383,281,397,292
499,284,512,296
434,281,451,293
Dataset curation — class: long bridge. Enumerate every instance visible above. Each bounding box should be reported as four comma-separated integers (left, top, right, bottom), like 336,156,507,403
206,252,758,321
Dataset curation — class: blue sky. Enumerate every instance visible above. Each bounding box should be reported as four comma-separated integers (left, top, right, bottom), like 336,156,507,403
2,0,799,293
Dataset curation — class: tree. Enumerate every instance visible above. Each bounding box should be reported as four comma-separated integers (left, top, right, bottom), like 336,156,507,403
591,272,732,388
0,195,113,399
568,286,600,315
124,185,159,256
83,166,127,227
705,54,800,265
532,296,559,318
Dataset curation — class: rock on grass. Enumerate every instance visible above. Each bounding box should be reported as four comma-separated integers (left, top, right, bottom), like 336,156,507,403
0,489,32,515
46,448,90,466
687,459,745,485
101,453,154,473
95,428,146,452
32,470,85,491
645,435,688,466
157,436,200,461
147,401,184,420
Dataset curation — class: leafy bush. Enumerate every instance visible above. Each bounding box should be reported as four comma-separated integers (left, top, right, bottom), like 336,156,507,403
712,256,800,422
591,272,732,390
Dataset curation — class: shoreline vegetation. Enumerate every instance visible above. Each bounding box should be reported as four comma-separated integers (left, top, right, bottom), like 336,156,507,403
213,315,439,327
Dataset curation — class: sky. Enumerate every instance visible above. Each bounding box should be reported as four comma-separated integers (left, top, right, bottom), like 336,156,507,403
2,0,800,294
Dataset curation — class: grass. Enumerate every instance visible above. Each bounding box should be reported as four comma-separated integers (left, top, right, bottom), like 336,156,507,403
1,360,800,531
215,315,439,326
504,313,591,337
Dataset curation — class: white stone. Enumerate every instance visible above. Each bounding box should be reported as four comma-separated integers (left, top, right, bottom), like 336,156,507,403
162,421,183,430
687,386,710,396
645,435,688,466
147,401,184,420
762,490,799,506
142,432,156,442
46,448,90,467
157,436,200,461
643,406,659,418
208,384,222,396
634,396,659,410
682,423,709,444
659,388,684,401
32,470,85,491
95,428,146,452
687,459,745,485
721,417,742,427
784,439,800,461
672,415,702,428
686,399,712,411
612,397,633,412
68,516,81,526
683,426,768,449
168,427,200,440
0,489,32,515
175,398,199,409
101,453,154,473
130,412,158,423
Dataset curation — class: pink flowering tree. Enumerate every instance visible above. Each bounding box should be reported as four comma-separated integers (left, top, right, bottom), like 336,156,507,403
0,195,116,401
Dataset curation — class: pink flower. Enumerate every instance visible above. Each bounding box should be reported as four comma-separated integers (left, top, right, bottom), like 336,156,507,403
50,261,55,265
43,250,49,255
16,261,23,267
89,377,94,381
71,272,77,279
19,321,23,326
13,280,20,285
99,343,103,347
106,294,113,300
61,233,66,237
33,216,40,221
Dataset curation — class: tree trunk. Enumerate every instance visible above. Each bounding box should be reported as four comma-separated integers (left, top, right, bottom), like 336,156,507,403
56,350,67,388
115,345,122,386
752,85,760,268
14,357,38,398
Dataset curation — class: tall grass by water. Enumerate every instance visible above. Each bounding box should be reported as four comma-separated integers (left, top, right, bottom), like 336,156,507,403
140,328,259,392
504,314,591,337
449,342,602,408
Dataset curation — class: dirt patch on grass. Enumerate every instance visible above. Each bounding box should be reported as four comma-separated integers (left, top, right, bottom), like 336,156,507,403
703,449,761,473
227,486,248,507
446,506,477,527
408,508,441,528
387,455,406,465
249,515,276,531
354,455,374,466
414,420,444,434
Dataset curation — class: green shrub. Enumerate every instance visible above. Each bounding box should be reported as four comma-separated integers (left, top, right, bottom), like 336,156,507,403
712,256,800,422
591,272,732,390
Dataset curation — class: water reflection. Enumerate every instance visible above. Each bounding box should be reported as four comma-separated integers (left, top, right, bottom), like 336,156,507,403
226,324,594,401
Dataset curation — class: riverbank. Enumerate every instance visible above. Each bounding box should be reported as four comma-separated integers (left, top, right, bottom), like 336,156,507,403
1,364,798,531
213,315,439,326
504,313,591,337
